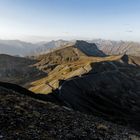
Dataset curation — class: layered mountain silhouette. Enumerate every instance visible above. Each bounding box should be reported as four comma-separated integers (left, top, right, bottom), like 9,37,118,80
34,41,105,71
0,39,38,56
1,39,140,57
0,40,140,138
32,40,72,55
29,41,119,94
91,39,140,56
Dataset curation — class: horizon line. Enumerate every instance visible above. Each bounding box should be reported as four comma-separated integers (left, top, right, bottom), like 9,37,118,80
0,36,140,44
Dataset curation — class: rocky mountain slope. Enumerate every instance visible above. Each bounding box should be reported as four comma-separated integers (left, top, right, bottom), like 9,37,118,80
28,41,121,94
29,41,140,95
0,84,140,140
33,41,105,72
33,40,140,57
34,39,140,57
54,61,140,125
0,54,47,85
91,39,140,56
0,40,106,91
1,40,140,139
75,40,106,57
0,41,105,87
29,41,140,94
33,39,140,57
27,48,140,128
29,55,122,94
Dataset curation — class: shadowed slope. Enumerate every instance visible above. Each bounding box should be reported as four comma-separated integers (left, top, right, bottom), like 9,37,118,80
0,54,47,85
1,83,140,139
29,55,122,94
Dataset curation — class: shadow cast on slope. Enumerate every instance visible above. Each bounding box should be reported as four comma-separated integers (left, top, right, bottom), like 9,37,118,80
49,61,140,129
1,60,140,130
0,82,63,106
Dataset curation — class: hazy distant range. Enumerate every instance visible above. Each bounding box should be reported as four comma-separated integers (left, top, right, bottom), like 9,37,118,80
0,39,140,57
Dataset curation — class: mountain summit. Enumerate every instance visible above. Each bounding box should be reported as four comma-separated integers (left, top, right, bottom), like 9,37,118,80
75,40,106,57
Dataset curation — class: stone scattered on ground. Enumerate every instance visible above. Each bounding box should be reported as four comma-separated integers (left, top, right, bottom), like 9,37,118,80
0,86,140,140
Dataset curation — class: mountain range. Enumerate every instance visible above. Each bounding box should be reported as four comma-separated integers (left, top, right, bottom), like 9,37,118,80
91,39,140,56
1,39,140,57
0,39,140,139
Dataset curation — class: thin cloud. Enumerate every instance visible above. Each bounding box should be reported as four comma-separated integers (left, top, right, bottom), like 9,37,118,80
126,30,133,33
63,32,70,35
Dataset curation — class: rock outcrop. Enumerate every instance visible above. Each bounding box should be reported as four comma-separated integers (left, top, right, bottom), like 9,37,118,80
75,40,106,57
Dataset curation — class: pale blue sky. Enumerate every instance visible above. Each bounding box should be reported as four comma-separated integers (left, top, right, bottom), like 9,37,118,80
0,0,140,42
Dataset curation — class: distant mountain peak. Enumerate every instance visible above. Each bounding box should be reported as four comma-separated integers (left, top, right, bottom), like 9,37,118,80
74,40,106,57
